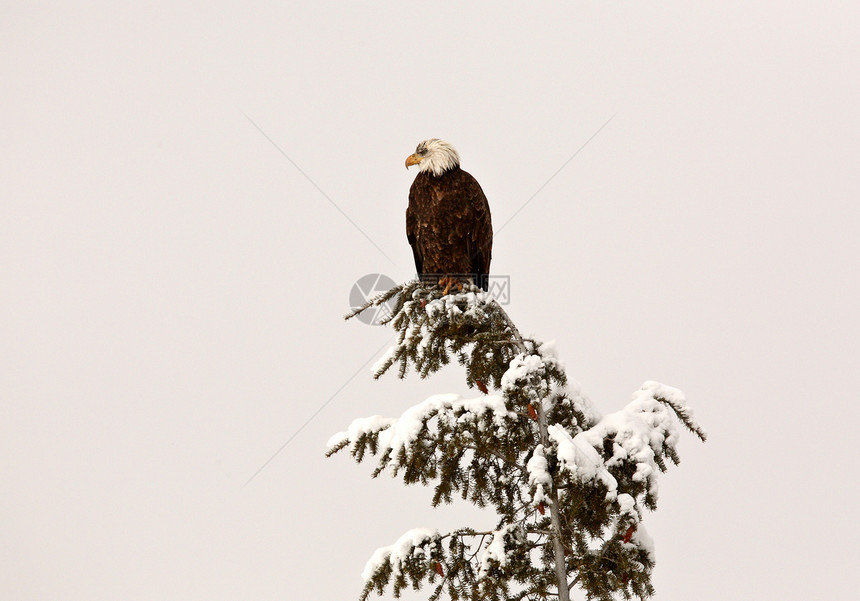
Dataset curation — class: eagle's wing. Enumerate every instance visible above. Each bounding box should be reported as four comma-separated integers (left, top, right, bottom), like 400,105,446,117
463,173,492,291
406,185,423,276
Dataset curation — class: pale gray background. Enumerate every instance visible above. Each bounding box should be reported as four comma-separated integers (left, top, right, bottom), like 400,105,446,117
2,2,858,600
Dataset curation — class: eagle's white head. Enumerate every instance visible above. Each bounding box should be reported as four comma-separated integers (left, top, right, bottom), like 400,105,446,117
405,138,461,176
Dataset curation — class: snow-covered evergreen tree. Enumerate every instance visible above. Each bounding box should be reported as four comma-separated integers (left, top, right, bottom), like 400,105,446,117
328,281,706,601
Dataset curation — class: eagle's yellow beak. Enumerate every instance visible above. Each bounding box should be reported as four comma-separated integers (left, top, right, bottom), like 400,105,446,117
405,153,422,169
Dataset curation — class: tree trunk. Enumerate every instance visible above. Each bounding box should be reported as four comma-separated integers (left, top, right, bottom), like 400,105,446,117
493,301,571,601
536,399,572,601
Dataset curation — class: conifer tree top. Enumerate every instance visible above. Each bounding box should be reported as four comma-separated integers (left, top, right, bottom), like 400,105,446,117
332,281,706,601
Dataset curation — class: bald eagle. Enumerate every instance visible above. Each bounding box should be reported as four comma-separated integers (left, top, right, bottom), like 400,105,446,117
405,139,493,294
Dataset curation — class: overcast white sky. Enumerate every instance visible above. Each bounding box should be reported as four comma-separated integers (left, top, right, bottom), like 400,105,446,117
2,2,859,600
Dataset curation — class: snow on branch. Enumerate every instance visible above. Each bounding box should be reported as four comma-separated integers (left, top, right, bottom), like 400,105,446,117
549,380,707,515
361,527,441,581
526,445,552,508
327,392,516,464
477,523,523,578
359,528,443,601
325,387,540,512
358,524,543,601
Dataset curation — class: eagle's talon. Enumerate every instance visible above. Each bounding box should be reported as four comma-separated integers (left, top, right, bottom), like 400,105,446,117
438,277,462,296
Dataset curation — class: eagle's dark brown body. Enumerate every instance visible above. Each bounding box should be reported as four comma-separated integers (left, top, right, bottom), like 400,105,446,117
406,166,493,291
